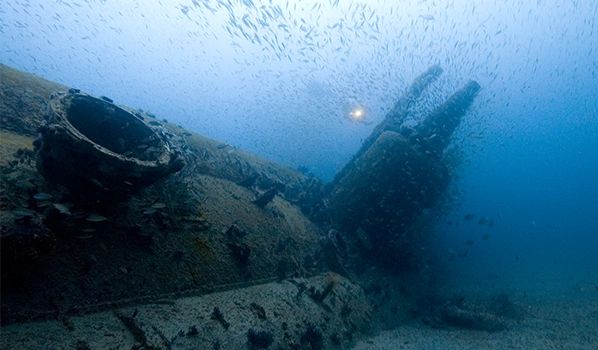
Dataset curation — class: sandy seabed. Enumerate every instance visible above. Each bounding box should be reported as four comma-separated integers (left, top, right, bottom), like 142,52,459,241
353,294,598,350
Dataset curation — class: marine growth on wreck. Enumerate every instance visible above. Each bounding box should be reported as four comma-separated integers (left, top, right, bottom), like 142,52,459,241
1,1,597,349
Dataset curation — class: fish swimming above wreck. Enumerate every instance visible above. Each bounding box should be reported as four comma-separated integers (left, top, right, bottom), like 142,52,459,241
1,1,597,349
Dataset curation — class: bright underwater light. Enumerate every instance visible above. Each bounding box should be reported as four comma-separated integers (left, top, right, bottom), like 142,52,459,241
349,106,366,122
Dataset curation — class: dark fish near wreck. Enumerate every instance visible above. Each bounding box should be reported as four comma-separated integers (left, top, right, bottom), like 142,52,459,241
143,208,157,215
36,201,52,208
52,203,72,215
33,192,53,201
86,213,108,222
12,207,35,218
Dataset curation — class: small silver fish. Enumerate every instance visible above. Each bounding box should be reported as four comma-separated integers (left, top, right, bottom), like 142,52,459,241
86,213,108,222
151,202,166,209
33,192,53,201
53,203,72,215
143,208,157,215
12,208,35,217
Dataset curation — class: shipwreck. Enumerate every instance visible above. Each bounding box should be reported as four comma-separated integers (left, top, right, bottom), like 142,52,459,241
0,63,479,349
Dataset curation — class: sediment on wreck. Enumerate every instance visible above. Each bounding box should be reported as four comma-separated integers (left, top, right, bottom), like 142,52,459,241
1,273,372,350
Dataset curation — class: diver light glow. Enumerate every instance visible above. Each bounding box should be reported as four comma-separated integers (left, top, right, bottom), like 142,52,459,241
349,106,366,122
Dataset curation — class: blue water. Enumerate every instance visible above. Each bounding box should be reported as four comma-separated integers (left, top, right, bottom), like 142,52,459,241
1,0,597,296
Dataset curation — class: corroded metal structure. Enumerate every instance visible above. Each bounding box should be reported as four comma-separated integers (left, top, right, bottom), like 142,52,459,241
36,90,185,197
